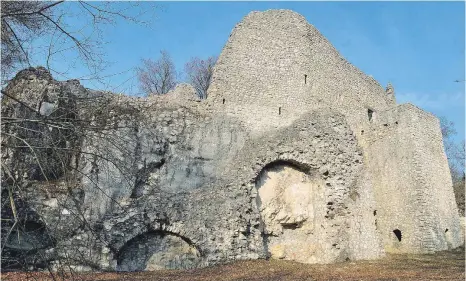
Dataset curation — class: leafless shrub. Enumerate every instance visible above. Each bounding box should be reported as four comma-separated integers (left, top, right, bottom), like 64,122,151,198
439,117,465,182
0,68,148,277
136,50,178,96
184,56,217,99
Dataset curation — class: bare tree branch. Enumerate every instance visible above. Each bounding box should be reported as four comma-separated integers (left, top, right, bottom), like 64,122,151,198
1,1,157,85
1,1,64,18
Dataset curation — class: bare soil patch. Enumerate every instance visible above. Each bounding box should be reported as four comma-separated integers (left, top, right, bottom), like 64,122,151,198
2,247,464,281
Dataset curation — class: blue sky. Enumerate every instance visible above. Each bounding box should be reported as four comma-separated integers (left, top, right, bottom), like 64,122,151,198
27,1,465,143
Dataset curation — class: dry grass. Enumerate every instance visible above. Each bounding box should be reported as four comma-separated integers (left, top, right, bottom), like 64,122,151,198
2,247,464,281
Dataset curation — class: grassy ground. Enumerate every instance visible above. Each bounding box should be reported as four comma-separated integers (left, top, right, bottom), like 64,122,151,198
2,247,464,281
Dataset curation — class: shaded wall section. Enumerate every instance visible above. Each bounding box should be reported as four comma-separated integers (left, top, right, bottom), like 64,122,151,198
365,103,463,253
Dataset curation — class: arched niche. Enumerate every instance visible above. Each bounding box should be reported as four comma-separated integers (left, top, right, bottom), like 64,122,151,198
254,160,326,262
2,220,55,271
4,220,54,251
116,231,200,271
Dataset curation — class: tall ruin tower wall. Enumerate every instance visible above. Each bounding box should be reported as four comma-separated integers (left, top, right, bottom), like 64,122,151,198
207,10,394,136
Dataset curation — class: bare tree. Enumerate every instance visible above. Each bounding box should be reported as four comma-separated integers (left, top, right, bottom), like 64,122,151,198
136,50,177,96
1,1,156,84
440,117,456,140
441,117,466,216
439,116,465,182
184,56,216,99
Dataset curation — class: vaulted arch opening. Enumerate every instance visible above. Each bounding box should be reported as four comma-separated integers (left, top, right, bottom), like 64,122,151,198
2,220,55,271
116,231,200,271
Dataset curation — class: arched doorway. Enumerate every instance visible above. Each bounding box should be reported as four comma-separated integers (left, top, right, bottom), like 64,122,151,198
117,231,200,271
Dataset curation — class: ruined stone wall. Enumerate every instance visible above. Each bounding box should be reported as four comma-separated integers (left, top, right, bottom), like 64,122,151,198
101,109,384,267
1,8,463,272
205,8,462,256
1,69,256,270
228,110,383,264
1,67,385,270
365,103,463,253
207,9,392,137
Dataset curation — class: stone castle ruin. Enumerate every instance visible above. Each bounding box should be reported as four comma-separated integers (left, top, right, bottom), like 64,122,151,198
1,10,463,271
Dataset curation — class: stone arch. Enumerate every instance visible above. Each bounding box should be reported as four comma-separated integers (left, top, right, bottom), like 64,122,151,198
2,220,56,271
254,160,326,263
116,231,200,271
4,220,55,251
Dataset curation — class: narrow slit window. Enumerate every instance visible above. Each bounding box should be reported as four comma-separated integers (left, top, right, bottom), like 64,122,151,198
393,229,402,242
279,107,282,115
304,74,307,84
368,109,374,121
222,98,225,104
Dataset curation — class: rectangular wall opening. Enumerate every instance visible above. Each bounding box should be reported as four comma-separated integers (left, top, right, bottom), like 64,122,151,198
368,109,374,121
